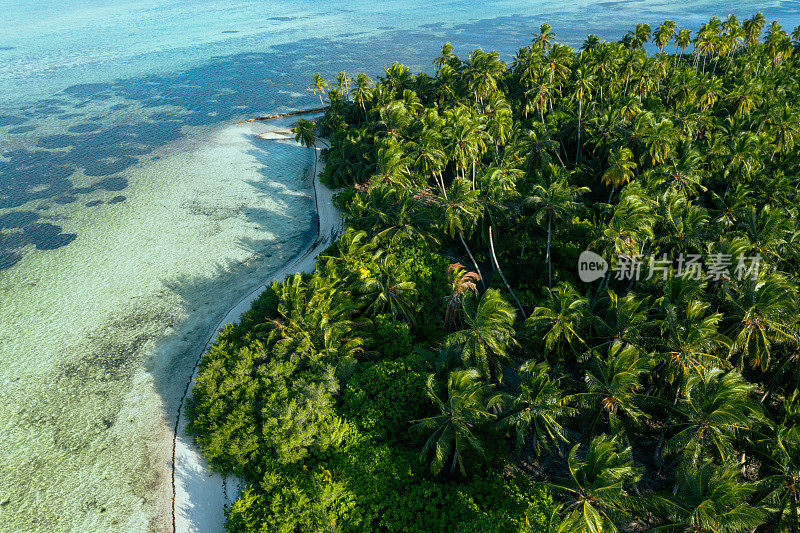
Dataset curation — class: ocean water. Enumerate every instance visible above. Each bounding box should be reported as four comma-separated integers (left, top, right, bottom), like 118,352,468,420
0,1,798,531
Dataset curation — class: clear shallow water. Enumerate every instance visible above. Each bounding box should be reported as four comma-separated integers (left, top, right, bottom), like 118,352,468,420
0,1,798,531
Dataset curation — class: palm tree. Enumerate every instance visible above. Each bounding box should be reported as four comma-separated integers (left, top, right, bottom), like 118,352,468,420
592,290,652,351
674,28,692,66
482,93,513,159
651,462,765,532
441,177,485,286
444,108,486,188
548,434,642,532
602,147,637,202
654,20,677,54
743,13,766,48
580,341,651,435
414,369,500,475
408,129,447,193
293,118,318,176
534,23,557,51
656,292,729,392
757,425,800,532
308,72,328,109
446,289,518,382
358,253,418,324
571,67,595,163
504,361,571,455
335,71,351,101
526,283,588,367
444,263,480,330
546,44,573,91
629,23,651,49
465,49,506,104
602,193,655,261
524,172,589,288
723,275,799,372
662,368,763,466
350,73,373,120
433,41,457,70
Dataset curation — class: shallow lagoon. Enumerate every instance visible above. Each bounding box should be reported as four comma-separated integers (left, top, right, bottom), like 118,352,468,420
0,0,798,530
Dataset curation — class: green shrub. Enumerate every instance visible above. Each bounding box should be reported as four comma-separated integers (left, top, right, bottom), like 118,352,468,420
340,357,430,442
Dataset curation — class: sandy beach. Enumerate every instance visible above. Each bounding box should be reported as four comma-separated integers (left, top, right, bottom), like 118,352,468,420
171,134,340,533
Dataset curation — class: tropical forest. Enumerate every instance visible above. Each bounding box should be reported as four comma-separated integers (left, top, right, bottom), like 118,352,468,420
187,14,800,532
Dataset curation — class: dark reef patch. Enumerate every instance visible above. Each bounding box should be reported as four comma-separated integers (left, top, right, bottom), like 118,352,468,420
54,196,77,205
8,125,36,134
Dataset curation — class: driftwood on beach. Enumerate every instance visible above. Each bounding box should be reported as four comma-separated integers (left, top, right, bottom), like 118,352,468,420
233,107,325,124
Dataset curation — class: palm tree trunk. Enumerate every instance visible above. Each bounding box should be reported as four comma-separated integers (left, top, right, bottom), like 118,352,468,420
459,230,486,290
576,99,582,164
449,450,459,475
472,161,476,190
489,226,525,316
433,172,445,197
546,216,552,289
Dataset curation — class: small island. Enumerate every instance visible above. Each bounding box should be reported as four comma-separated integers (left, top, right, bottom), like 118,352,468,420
187,15,800,532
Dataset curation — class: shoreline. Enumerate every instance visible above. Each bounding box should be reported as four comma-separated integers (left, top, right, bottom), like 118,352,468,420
170,137,340,532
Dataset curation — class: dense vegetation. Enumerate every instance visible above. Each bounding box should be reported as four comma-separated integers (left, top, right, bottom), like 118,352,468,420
187,14,800,532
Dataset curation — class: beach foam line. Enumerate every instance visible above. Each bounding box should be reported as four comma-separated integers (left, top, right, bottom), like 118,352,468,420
170,144,341,533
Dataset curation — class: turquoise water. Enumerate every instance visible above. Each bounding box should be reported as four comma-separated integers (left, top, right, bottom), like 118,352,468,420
0,1,798,531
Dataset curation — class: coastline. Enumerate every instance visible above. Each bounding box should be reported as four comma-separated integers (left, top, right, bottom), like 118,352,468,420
170,136,340,533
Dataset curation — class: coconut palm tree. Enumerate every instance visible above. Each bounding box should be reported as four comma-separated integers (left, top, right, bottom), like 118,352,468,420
534,23,557,51
441,176,485,286
579,341,651,435
526,283,588,367
662,368,763,466
444,108,485,186
592,290,652,351
655,289,729,392
407,129,447,193
433,41,457,70
757,425,800,532
524,171,589,288
350,73,373,120
482,93,513,159
446,289,518,383
722,275,799,372
465,49,506,104
654,20,677,54
571,67,595,163
358,253,418,324
293,118,318,175
650,462,765,532
414,369,500,475
308,72,328,109
504,361,571,454
444,263,480,330
675,28,692,60
603,147,637,202
334,71,351,101
548,434,642,532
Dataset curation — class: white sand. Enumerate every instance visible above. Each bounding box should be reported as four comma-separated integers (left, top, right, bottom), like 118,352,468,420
258,128,295,140
171,143,340,532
